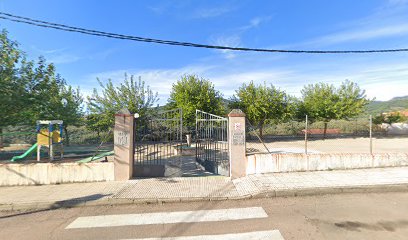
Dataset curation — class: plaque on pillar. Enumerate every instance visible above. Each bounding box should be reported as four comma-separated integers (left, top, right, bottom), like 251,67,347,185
113,109,134,181
228,109,247,179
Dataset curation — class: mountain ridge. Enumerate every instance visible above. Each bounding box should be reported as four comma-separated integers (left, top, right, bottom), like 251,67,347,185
367,95,408,115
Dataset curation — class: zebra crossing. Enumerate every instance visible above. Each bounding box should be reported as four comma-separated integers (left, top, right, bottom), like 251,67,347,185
65,207,285,239
120,230,284,240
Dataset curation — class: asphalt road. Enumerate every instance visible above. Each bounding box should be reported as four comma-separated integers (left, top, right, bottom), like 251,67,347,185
1,192,408,239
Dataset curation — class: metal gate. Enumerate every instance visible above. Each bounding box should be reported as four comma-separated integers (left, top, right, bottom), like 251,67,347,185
133,109,183,177
195,110,229,176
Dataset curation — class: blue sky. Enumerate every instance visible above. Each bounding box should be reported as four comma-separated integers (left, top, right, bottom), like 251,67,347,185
1,0,408,105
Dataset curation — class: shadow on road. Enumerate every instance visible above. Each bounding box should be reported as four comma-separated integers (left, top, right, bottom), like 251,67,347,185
335,220,408,232
0,193,110,219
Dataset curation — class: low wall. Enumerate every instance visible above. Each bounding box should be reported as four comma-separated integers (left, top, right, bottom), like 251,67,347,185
246,153,408,175
382,123,408,135
0,162,114,186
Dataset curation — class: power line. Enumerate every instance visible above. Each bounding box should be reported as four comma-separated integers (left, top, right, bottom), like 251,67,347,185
1,11,408,54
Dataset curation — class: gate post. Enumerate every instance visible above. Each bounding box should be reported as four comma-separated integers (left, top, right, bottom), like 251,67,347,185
114,109,135,180
228,109,246,179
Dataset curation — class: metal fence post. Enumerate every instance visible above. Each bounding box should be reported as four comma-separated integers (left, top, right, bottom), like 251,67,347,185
180,108,183,143
369,115,373,154
305,115,308,154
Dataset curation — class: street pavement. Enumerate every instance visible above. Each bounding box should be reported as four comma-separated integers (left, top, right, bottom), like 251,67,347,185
1,192,408,239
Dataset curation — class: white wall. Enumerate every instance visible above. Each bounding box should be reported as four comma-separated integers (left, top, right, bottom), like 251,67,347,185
0,162,114,186
246,153,408,175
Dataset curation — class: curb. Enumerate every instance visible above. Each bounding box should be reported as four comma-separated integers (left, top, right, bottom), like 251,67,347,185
1,184,408,212
252,183,408,198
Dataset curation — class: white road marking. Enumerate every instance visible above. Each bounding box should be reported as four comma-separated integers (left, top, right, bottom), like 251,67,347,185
120,230,285,240
65,207,268,229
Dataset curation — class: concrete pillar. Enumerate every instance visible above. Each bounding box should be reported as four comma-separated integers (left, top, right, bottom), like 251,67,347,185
114,109,135,181
228,109,246,179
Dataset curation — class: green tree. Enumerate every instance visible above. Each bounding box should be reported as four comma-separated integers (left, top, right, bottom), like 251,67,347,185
301,80,370,138
0,29,28,147
24,57,59,121
47,76,84,145
22,58,83,145
87,74,159,130
0,29,83,147
167,75,224,128
86,113,106,137
230,81,293,137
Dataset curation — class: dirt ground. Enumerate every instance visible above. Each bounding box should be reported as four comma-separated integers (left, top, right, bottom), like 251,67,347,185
247,136,408,154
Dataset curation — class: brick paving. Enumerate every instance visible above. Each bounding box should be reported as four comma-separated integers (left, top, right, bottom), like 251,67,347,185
113,176,239,199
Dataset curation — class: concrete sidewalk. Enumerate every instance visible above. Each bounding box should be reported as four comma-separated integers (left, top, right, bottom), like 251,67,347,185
2,167,408,211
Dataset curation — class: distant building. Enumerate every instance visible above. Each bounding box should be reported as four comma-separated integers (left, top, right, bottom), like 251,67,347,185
399,111,408,117
382,110,408,117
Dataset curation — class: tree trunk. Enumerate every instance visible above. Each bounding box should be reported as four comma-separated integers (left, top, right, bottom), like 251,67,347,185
0,127,3,149
64,126,70,146
323,122,328,140
258,121,264,139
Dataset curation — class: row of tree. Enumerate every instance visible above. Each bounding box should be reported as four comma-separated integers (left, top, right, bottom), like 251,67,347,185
1,28,371,145
167,75,370,137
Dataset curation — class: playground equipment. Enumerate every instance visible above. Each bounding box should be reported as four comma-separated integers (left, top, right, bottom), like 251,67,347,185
10,119,114,163
11,143,38,161
36,120,64,161
10,120,64,162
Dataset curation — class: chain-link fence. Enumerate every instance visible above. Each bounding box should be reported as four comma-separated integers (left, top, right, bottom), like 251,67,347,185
65,126,114,163
246,115,408,155
0,125,113,162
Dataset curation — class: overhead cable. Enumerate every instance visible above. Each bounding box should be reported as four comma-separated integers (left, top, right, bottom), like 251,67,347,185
1,11,408,54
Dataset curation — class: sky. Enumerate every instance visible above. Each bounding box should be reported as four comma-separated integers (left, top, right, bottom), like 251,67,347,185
1,0,408,105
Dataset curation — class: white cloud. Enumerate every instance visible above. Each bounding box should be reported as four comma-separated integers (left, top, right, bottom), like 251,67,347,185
81,59,408,107
31,46,67,54
148,2,236,19
85,65,214,104
209,16,272,59
147,1,191,15
210,35,241,59
311,23,408,45
279,1,408,49
47,54,81,64
193,6,234,18
209,70,295,95
31,46,81,64
239,16,272,31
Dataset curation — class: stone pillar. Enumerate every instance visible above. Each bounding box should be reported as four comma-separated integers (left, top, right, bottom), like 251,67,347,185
186,134,192,147
114,109,135,181
228,109,247,179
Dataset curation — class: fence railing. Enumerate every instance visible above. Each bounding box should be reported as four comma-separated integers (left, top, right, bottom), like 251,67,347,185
0,125,113,161
246,115,408,155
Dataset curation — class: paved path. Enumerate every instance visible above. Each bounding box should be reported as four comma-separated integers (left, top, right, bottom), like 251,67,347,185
115,177,239,199
1,167,408,211
233,167,408,196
